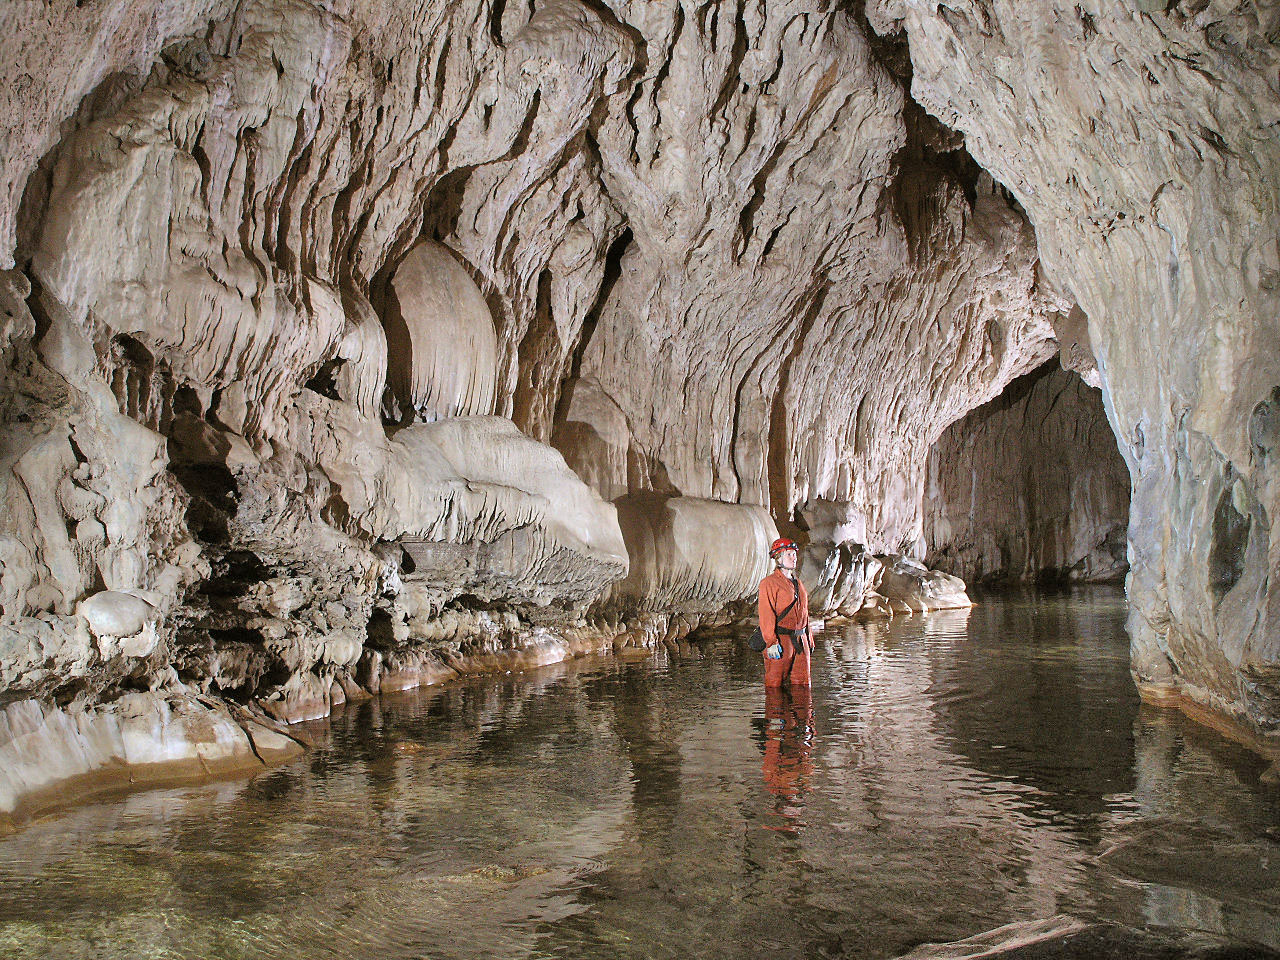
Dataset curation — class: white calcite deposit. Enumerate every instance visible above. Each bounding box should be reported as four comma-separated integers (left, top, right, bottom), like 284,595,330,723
868,0,1279,734
385,241,499,424
607,495,776,615
0,693,302,830
0,0,1275,814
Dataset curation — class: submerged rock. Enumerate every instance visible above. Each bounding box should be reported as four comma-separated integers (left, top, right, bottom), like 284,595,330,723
877,555,972,613
1097,820,1280,913
0,693,304,832
892,915,1280,960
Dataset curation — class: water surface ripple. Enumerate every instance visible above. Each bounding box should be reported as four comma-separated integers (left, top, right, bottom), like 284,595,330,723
2,588,1278,958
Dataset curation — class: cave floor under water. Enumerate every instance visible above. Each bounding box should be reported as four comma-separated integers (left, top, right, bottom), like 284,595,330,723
2,588,1279,959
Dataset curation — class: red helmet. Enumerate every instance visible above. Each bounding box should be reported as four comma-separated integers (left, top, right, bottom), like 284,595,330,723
769,537,799,557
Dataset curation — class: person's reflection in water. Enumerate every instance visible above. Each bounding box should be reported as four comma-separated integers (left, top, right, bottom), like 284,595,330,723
761,686,814,832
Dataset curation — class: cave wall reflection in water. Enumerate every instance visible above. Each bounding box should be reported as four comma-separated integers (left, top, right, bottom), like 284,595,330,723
0,589,1277,959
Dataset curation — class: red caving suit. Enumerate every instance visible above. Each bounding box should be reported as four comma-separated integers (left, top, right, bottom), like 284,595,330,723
757,568,811,688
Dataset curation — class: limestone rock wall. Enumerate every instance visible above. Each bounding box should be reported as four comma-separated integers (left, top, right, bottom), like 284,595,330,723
2,0,1058,693
0,271,202,701
1,0,235,269
1,0,1275,807
560,57,1063,550
923,362,1131,584
6,0,639,716
869,0,1280,735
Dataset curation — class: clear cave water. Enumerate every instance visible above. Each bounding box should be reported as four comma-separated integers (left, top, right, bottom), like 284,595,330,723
2,588,1279,959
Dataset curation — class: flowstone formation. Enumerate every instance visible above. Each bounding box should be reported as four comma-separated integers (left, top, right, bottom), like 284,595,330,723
798,498,971,619
868,0,1280,748
0,0,1274,814
923,361,1130,585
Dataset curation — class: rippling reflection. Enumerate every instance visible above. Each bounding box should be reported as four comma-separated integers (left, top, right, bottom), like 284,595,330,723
0,588,1277,959
759,687,815,832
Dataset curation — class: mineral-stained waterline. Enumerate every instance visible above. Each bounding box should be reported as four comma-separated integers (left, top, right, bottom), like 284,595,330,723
1,588,1277,960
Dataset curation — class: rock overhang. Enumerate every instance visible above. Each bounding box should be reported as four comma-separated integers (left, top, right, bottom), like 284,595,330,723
0,0,1275,809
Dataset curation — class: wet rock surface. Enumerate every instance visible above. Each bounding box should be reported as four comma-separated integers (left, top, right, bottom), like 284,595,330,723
1097,820,1280,913
0,0,1275,807
869,0,1279,749
878,555,972,613
0,693,303,831
924,362,1130,584
893,915,1280,960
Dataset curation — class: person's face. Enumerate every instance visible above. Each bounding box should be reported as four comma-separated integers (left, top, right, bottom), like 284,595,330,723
777,547,798,571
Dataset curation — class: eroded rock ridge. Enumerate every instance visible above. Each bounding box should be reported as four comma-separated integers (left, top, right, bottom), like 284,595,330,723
0,0,1276,812
868,0,1279,740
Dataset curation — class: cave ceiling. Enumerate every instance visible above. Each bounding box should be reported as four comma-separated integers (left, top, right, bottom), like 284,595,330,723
0,0,1276,744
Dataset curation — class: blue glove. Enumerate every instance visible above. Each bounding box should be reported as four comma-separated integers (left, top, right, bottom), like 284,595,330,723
765,643,783,660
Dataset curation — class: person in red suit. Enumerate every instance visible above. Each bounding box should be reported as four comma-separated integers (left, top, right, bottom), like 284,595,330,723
758,537,811,688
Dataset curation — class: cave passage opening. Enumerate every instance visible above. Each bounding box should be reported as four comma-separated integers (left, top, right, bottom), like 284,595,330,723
922,358,1132,589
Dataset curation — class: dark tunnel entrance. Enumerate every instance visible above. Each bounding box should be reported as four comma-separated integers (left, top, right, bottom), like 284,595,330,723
921,359,1130,587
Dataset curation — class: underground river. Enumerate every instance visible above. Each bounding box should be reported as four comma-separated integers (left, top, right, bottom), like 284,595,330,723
1,588,1278,959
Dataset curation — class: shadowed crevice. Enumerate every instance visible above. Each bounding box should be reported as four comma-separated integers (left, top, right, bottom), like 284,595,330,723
552,226,632,434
